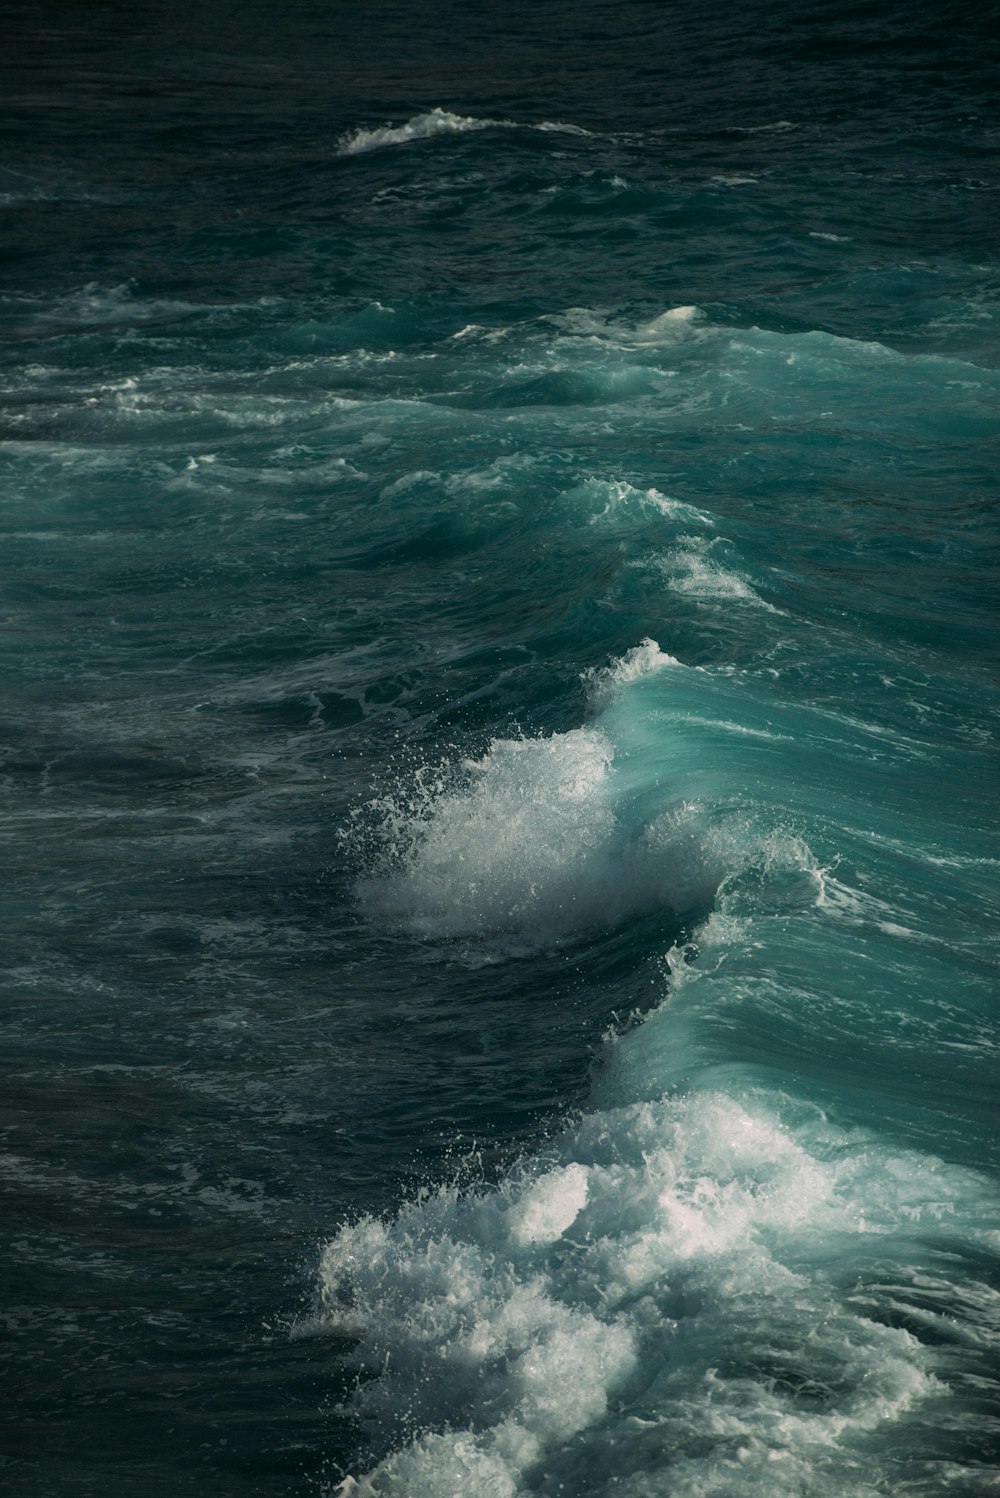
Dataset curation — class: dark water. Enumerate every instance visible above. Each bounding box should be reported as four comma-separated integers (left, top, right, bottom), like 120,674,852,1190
2,3,999,1494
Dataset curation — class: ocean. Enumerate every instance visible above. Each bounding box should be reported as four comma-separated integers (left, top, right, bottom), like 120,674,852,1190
2,2,998,1494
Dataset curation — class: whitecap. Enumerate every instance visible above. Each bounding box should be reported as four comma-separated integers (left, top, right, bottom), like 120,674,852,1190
352,727,685,945
658,542,780,612
582,477,715,529
339,108,498,156
310,1088,991,1497
338,108,593,157
349,705,729,949
584,637,682,708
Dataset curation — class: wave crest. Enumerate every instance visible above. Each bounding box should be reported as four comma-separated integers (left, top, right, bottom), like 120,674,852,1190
338,108,592,156
350,727,718,948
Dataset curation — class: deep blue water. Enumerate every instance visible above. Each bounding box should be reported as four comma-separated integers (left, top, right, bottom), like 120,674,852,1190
2,3,999,1494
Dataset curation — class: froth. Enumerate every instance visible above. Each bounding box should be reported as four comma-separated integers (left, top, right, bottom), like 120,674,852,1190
548,304,706,347
582,478,715,530
352,728,719,947
349,637,825,948
339,109,496,156
312,1090,981,1496
639,304,704,336
659,541,779,612
338,109,592,157
584,636,682,708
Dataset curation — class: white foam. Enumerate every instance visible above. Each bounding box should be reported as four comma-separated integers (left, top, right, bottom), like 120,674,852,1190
350,638,837,949
641,305,703,333
351,700,736,949
584,636,682,708
328,631,1000,1490
507,1162,590,1247
338,109,591,157
670,713,794,743
339,108,497,155
658,542,780,612
355,729,612,939
16,280,210,329
311,1090,989,1496
737,120,798,134
535,120,594,138
354,728,719,946
583,477,716,529
544,304,707,347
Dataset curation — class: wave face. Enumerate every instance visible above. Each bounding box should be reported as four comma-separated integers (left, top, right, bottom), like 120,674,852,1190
3,2,999,1495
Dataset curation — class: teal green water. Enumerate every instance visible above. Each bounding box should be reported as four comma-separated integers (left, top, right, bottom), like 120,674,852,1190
2,3,998,1494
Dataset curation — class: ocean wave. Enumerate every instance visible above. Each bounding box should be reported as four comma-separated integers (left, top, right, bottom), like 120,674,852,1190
311,1086,993,1497
338,107,592,156
347,640,833,953
583,636,683,707
350,726,719,947
580,478,716,530
656,540,781,613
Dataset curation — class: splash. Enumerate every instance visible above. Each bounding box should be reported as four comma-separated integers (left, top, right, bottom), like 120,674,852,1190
332,634,1000,1492
349,642,826,949
353,727,717,947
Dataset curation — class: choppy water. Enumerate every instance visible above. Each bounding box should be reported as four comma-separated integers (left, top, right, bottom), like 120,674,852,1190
2,3,998,1495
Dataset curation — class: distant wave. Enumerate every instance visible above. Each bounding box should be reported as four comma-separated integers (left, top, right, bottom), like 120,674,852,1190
338,107,591,156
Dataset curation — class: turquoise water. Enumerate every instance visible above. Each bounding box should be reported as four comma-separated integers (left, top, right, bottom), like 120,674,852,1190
2,4,998,1494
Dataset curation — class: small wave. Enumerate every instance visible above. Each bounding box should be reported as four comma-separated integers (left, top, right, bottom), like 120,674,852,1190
534,120,593,138
549,304,706,346
639,304,703,334
347,632,765,948
339,108,496,156
347,642,828,951
735,119,798,134
1,281,207,331
351,727,718,947
338,108,592,156
658,541,780,612
582,477,716,529
584,636,682,708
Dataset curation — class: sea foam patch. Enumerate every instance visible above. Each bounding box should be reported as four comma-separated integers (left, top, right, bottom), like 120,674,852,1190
658,540,780,612
313,1087,990,1497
